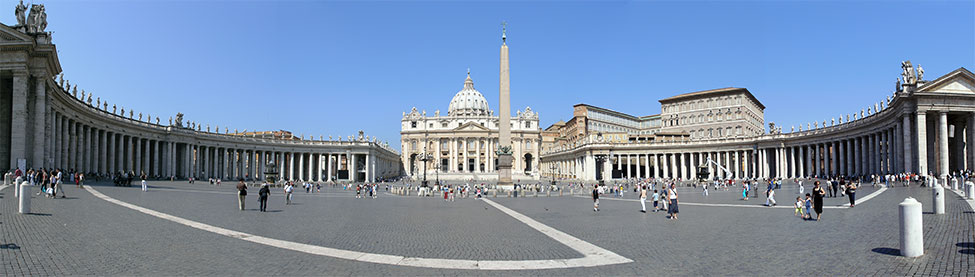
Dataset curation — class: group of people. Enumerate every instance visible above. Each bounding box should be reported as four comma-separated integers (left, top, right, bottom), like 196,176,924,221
594,183,680,220
14,167,72,198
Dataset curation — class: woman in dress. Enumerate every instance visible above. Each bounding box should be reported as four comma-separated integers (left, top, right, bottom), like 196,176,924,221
668,184,679,220
846,180,858,207
812,181,826,221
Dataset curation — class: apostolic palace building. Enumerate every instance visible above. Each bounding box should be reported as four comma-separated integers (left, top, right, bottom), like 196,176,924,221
540,64,975,184
0,11,401,183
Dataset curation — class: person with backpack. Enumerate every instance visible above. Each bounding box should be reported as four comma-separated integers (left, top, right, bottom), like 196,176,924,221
258,183,271,212
236,180,247,210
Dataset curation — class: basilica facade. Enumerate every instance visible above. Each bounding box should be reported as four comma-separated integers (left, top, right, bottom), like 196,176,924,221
400,72,541,181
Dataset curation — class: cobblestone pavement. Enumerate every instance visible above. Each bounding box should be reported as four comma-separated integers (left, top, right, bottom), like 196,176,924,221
0,180,972,275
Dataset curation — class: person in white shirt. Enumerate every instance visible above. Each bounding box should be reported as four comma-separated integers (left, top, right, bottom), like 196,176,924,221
284,183,294,205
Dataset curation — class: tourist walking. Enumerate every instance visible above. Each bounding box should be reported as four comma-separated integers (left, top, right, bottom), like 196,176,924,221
667,184,679,220
830,179,839,198
742,181,749,200
236,180,247,210
140,172,148,192
592,185,600,212
795,196,804,218
804,194,813,219
652,189,660,212
284,183,294,205
639,185,647,213
765,188,776,206
258,183,270,212
846,181,857,207
812,181,826,221
702,183,709,196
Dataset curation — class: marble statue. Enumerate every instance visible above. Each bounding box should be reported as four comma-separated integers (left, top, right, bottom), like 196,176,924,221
807,123,811,130
155,117,160,124
129,110,133,118
791,126,795,133
846,114,850,122
168,117,172,125
15,0,27,26
64,80,70,92
96,97,100,107
102,102,107,110
348,136,353,141
798,125,803,132
197,125,201,131
358,130,365,141
207,124,210,132
329,135,332,140
112,105,117,114
138,113,142,121
917,65,924,81
80,90,85,101
896,78,901,91
234,128,238,134
901,60,916,84
26,4,46,33
822,120,827,127
814,122,819,128
875,103,879,112
175,113,184,127
225,127,228,134
860,109,865,118
435,110,440,117
86,93,92,105
72,85,78,97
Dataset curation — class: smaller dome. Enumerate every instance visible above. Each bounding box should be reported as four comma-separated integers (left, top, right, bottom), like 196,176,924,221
448,72,490,116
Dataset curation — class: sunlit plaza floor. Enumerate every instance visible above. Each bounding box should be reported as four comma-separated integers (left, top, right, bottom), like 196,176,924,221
1,179,972,275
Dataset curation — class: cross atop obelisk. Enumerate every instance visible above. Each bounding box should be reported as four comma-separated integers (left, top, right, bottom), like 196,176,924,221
497,21,513,189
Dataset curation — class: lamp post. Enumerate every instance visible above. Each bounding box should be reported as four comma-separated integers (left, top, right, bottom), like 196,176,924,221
265,159,279,185
418,153,432,187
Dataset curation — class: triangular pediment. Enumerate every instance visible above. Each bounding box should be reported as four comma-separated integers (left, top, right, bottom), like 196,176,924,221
918,67,975,95
0,24,32,43
453,121,490,131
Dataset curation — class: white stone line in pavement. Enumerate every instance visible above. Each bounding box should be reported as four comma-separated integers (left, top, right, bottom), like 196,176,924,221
479,198,632,269
86,187,632,270
574,186,888,210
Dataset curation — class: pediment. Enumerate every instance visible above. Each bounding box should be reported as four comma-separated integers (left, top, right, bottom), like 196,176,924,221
0,24,32,43
918,67,975,95
453,122,490,131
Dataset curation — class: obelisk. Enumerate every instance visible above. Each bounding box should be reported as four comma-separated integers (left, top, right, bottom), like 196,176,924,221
497,22,513,189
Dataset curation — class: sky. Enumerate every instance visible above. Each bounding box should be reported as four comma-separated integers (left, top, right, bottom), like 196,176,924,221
6,0,973,151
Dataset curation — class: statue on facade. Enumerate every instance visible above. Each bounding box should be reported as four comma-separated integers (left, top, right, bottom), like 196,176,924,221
831,118,835,126
225,127,228,134
96,97,100,108
138,113,142,121
917,64,924,81
14,0,27,26
72,85,78,97
102,102,107,110
807,123,811,130
206,124,210,132
174,113,184,127
860,109,865,118
156,117,160,125
128,110,132,118
358,130,364,141
798,125,803,132
791,126,795,133
80,90,85,101
434,110,440,117
111,104,116,114
86,93,92,105
901,60,916,84
26,4,46,33
329,135,332,140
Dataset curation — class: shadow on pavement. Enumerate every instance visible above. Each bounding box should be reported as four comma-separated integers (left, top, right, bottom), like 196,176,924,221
871,247,901,256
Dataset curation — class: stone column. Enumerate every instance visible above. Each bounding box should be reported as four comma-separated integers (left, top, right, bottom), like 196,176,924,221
938,111,949,178
10,71,28,170
969,113,975,171
743,151,750,179
917,112,928,175
133,137,141,175
32,75,46,169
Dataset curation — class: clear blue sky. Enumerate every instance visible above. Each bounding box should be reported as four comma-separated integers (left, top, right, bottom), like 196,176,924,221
8,1,973,151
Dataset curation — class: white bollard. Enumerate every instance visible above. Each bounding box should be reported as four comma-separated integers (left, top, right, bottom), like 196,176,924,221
932,185,945,215
899,197,923,257
966,181,974,200
18,183,31,214
3,173,9,185
13,178,19,198
952,178,959,191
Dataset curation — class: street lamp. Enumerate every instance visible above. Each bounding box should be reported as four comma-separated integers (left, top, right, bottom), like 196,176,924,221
418,153,432,187
265,159,279,185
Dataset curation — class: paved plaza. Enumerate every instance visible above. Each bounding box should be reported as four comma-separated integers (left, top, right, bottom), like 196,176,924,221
1,180,973,276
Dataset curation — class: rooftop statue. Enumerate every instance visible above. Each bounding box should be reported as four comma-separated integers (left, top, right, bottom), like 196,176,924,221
14,0,27,26
155,117,160,124
917,65,924,81
26,4,46,33
86,93,92,105
175,113,184,127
